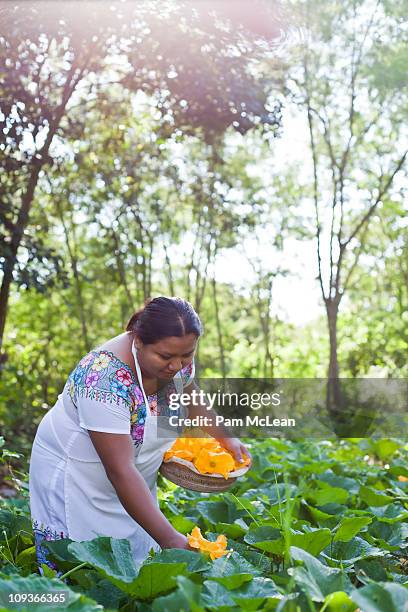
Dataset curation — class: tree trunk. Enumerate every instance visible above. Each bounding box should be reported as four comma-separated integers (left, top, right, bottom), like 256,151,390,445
56,199,91,352
0,261,14,359
212,275,226,379
163,241,175,295
147,235,153,298
0,163,42,359
111,228,134,311
325,297,342,416
0,60,86,359
251,273,274,379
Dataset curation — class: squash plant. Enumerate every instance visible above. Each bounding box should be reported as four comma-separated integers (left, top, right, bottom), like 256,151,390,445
0,437,407,611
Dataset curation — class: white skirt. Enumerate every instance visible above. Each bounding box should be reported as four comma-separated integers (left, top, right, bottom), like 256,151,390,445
29,410,161,576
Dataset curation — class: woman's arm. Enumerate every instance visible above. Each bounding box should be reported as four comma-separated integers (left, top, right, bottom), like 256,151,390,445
88,430,190,550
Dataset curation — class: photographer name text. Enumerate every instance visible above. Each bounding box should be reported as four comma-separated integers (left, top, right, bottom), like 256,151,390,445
169,415,296,428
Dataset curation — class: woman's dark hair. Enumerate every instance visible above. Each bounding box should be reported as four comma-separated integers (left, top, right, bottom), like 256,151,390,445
126,296,203,344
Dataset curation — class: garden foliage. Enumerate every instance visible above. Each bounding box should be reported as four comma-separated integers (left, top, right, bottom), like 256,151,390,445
0,437,407,610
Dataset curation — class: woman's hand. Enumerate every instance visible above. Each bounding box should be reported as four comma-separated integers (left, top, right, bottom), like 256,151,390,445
217,437,253,468
161,532,197,552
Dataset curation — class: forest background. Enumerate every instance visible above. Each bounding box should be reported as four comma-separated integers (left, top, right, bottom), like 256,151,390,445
0,0,407,461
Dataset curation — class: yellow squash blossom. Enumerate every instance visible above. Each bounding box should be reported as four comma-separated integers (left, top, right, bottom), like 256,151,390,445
188,526,228,560
164,437,250,478
163,448,195,462
194,448,235,479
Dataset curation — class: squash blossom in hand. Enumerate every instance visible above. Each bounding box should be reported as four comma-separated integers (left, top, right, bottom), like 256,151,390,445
187,526,229,560
164,437,251,479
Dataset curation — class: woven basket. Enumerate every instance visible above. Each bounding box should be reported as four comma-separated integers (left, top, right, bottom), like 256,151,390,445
159,460,239,492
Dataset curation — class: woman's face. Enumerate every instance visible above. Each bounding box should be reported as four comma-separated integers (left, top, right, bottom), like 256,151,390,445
135,333,198,379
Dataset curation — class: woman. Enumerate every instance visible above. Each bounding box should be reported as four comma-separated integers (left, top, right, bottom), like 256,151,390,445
29,296,252,575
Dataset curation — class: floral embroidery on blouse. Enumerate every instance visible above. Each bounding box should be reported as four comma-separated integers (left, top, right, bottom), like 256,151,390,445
68,351,135,405
66,351,195,448
32,519,67,577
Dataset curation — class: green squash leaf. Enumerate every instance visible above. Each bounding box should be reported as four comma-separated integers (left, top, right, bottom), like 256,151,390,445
152,575,204,612
229,576,282,608
333,517,373,542
204,551,261,589
201,581,236,609
130,562,189,600
288,546,350,602
322,537,383,565
359,486,394,507
68,538,139,585
144,548,211,573
290,528,332,555
350,582,408,612
244,526,284,554
309,485,349,506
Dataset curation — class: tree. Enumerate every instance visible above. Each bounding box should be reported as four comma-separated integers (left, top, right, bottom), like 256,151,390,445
341,205,408,377
0,0,283,359
276,0,408,412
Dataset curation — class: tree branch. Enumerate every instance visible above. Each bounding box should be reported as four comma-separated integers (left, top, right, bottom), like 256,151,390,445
304,58,326,302
342,150,408,249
